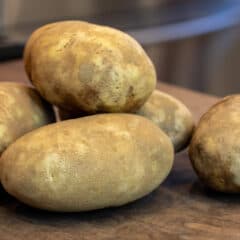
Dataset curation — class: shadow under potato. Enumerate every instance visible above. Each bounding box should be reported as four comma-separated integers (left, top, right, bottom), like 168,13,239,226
189,181,240,204
0,184,15,205
0,186,174,227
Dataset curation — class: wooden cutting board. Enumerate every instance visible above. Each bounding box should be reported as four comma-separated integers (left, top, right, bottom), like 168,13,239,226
0,61,239,240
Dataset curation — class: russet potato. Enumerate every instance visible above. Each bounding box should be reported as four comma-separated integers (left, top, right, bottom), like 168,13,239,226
0,82,55,155
1,114,174,212
24,21,156,113
137,90,194,152
189,95,240,192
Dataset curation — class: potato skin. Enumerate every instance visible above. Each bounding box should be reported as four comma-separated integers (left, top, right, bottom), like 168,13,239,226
24,23,58,80
189,95,240,192
0,82,55,155
24,21,156,113
59,90,194,152
1,114,174,212
136,90,194,152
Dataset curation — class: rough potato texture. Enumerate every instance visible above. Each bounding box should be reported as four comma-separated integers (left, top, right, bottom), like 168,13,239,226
1,114,174,212
59,90,194,152
24,21,156,113
189,95,240,192
137,90,194,152
0,82,55,155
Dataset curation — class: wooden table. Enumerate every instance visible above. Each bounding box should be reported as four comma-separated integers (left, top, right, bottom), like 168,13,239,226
0,61,239,240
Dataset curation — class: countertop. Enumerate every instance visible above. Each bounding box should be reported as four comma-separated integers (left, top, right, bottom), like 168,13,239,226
0,61,239,240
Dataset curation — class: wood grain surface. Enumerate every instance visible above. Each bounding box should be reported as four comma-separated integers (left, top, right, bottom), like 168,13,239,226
0,61,239,240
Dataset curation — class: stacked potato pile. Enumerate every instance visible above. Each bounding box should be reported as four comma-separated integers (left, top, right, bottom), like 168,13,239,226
0,21,195,212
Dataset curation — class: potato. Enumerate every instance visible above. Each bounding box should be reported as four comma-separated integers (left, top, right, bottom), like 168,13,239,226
0,82,55,155
1,114,174,212
189,95,240,192
59,90,194,152
137,90,194,152
24,21,156,113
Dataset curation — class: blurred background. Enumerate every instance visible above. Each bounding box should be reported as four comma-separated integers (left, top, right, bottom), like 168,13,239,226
0,0,240,96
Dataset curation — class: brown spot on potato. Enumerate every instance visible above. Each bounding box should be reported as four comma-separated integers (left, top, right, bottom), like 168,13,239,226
82,87,99,107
